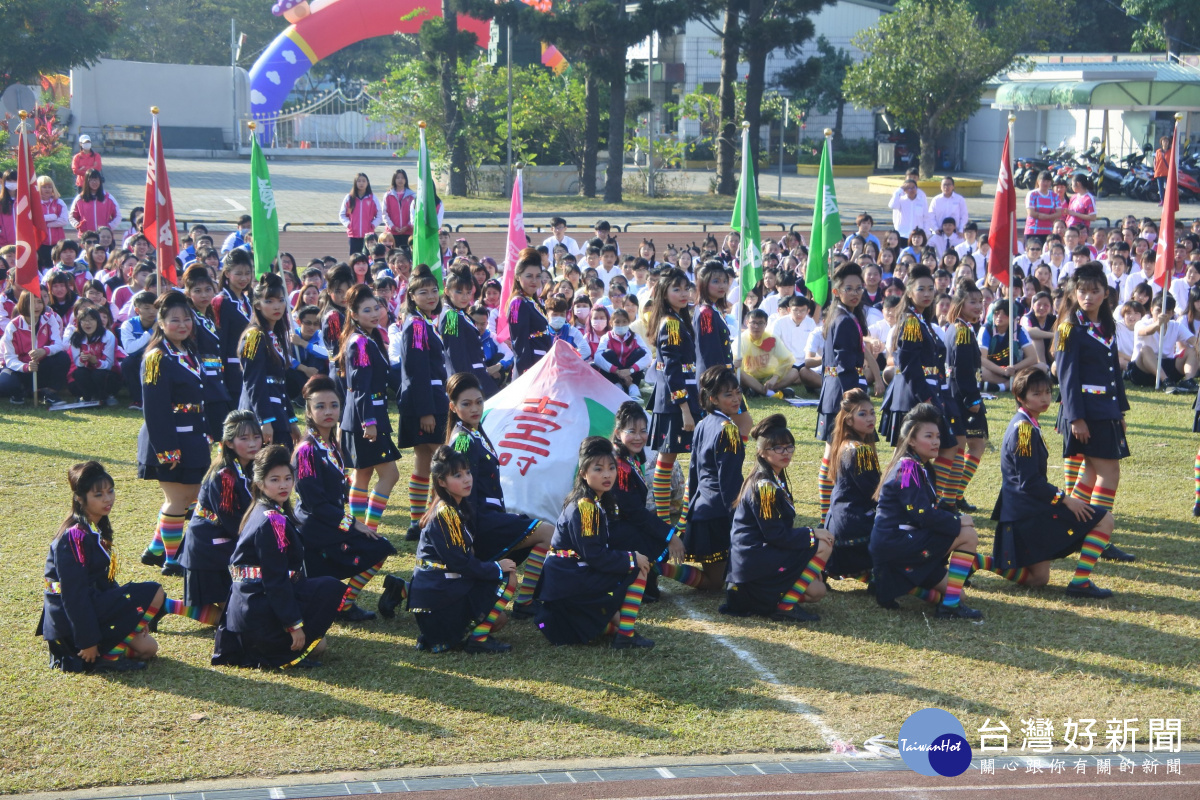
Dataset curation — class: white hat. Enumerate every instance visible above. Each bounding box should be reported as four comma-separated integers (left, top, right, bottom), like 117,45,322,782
78,134,91,144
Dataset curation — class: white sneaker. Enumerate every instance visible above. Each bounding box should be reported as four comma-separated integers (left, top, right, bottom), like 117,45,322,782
627,384,641,400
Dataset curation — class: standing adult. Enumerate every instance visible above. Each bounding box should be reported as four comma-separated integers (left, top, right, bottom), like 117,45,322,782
1065,175,1098,238
888,179,928,244
71,135,102,193
927,177,968,236
1024,171,1062,239
383,169,415,251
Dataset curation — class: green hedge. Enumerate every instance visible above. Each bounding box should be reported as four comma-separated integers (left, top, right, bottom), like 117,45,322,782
0,152,73,193
794,137,875,166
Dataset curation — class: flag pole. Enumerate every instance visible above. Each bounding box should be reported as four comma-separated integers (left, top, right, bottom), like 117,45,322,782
736,121,749,342
1157,113,1183,391
20,110,39,402
151,107,163,299
1007,112,1016,371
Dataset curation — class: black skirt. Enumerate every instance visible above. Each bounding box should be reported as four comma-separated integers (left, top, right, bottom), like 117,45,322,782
184,567,232,607
815,411,837,442
963,403,989,440
474,508,539,561
1192,387,1200,432
825,541,873,579
880,409,905,447
872,530,951,607
1062,418,1129,460
648,408,693,454
412,579,507,651
723,549,815,616
398,412,448,449
41,581,161,654
938,396,964,450
535,570,639,646
340,427,401,470
138,462,208,485
213,575,344,669
992,505,1107,569
683,515,731,564
304,532,397,580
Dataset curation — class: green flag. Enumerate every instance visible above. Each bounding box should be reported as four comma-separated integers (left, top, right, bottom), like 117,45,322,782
249,132,278,279
806,136,841,307
730,124,762,304
411,124,442,289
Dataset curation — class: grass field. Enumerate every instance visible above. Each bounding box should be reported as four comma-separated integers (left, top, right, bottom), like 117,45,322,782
2,387,1198,795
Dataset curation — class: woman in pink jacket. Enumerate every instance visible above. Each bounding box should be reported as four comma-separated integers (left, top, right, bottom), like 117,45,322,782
0,170,16,251
0,290,70,404
338,173,382,256
71,135,102,192
384,168,415,251
69,170,121,235
38,176,71,268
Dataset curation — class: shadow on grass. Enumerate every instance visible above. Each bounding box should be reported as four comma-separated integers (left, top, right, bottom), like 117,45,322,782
0,439,140,468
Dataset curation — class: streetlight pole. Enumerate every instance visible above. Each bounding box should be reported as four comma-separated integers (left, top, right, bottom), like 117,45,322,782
646,32,655,198
778,97,788,199
506,21,514,194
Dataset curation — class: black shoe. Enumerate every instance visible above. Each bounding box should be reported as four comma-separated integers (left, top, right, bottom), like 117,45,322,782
937,500,958,513
376,574,407,619
1177,378,1198,392
956,498,977,512
936,602,983,620
1064,580,1114,599
161,561,184,577
141,548,165,567
718,603,753,617
1193,502,1200,518
510,599,540,620
463,637,512,654
770,605,820,623
1100,543,1136,562
38,389,61,406
405,523,421,542
782,387,796,399
90,657,148,673
611,633,655,650
337,604,377,622
294,658,323,668
743,387,760,398
50,653,87,673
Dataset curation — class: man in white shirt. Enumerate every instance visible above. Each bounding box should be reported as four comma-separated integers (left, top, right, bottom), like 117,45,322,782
760,271,798,317
770,296,816,358
889,178,928,242
927,176,968,236
541,216,581,257
1130,293,1197,390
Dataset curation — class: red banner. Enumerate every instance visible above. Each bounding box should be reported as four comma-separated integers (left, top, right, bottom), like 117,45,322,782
1153,122,1180,289
987,128,1015,287
13,119,46,297
144,113,180,285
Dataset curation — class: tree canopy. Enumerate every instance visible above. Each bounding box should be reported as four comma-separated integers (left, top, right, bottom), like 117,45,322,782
1,0,118,92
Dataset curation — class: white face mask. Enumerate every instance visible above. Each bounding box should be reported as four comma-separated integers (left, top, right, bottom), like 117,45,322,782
548,316,567,330
1145,232,1157,243
4,182,15,192
613,325,630,336
81,142,92,150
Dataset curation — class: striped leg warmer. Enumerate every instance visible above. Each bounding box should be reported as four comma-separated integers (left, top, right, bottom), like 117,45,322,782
348,486,369,526
932,456,957,504
1071,480,1094,504
340,560,385,611
515,544,548,607
908,586,943,603
616,573,649,637
162,597,222,625
408,474,430,522
1069,528,1111,587
817,457,833,524
470,576,516,642
960,452,982,496
777,552,828,611
973,553,1030,585
651,456,673,522
1063,455,1085,496
158,511,186,567
940,550,975,609
659,561,704,588
102,600,161,661
1089,485,1116,513
364,488,390,533
947,450,968,502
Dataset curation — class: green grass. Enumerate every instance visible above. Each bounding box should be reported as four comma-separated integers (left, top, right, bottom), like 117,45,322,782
2,388,1199,794
441,193,805,213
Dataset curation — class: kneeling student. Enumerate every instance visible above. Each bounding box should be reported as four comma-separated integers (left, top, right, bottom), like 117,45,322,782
721,414,833,622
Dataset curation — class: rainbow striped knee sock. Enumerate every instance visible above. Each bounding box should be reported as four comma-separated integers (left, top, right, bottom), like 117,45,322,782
777,553,828,611
162,597,222,625
659,561,704,588
616,573,649,637
470,576,516,642
1063,455,1085,496
973,553,1030,584
408,474,430,522
651,456,673,522
1089,485,1116,512
340,560,384,611
102,600,161,661
348,486,369,526
515,544,548,607
365,488,390,532
932,456,957,504
1069,529,1111,587
158,511,186,567
817,457,833,524
940,550,975,609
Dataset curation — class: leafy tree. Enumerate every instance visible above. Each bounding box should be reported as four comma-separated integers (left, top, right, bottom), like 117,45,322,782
844,0,1069,179
106,0,278,67
778,35,852,146
705,0,828,195
1122,0,1200,54
1,0,118,93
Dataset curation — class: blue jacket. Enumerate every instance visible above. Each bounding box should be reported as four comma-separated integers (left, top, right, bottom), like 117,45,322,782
1055,312,1128,424
881,311,945,418
181,463,251,571
819,311,868,415
869,455,960,565
650,310,701,419
728,474,815,584
826,442,880,547
694,303,734,378
397,313,448,419
686,409,744,522
340,330,393,435
408,502,504,612
994,409,1063,522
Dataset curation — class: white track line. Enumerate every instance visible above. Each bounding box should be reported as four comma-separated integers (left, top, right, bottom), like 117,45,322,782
585,780,1200,800
676,602,859,756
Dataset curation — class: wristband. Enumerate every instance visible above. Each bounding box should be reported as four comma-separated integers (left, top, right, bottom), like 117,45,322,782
156,449,182,465
338,513,354,532
286,620,304,632
671,388,688,402
362,419,376,430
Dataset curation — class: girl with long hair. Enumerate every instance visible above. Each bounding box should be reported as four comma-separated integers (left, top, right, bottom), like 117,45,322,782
295,373,398,623
646,268,700,521
339,173,382,255
506,247,553,375
137,292,210,576
69,169,121,234
66,306,118,403
399,265,450,541
441,265,500,396
694,259,752,438
535,437,655,650
180,410,262,612
384,168,415,250
213,445,345,669
183,265,233,440
721,414,833,622
0,290,69,404
869,404,982,619
943,281,988,511
239,273,301,450
408,445,517,654
37,175,70,268
211,248,254,401
823,389,880,583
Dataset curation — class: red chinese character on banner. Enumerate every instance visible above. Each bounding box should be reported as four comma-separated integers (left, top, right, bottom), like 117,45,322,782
516,455,538,475
498,396,569,458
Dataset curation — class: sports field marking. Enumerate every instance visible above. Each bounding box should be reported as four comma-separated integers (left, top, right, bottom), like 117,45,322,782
583,780,1200,800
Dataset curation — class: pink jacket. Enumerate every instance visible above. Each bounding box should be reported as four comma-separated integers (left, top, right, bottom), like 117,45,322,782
339,193,383,238
2,313,65,371
69,194,121,233
385,189,415,236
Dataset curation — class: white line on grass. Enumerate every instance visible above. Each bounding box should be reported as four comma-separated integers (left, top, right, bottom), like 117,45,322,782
584,780,1200,800
675,602,860,756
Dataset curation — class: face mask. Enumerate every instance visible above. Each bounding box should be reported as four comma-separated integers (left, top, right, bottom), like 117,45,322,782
548,316,567,330
4,182,15,192
613,325,630,336
1145,232,1157,243
574,307,590,321
591,318,608,332
81,142,92,151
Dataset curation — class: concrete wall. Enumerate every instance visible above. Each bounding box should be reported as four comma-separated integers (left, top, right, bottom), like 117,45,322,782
70,59,250,149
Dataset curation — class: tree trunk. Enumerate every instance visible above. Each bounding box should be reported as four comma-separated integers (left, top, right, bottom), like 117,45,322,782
919,126,937,181
582,72,599,197
833,98,845,148
715,0,740,196
441,0,468,197
604,69,626,204
744,46,767,185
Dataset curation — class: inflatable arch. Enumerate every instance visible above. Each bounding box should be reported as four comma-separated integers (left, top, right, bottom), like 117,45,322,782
249,0,490,127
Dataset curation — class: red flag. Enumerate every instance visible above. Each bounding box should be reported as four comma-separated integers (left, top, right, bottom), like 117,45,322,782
987,128,1016,286
1153,122,1180,289
144,112,180,285
13,117,46,297
495,168,525,346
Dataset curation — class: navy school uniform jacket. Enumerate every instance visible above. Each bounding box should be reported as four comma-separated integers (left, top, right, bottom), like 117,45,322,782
193,311,232,405
540,497,639,602
398,313,449,418
651,310,701,419
440,307,499,397
239,328,297,444
819,311,868,415
727,474,815,584
41,522,140,650
181,463,252,571
341,330,393,435
687,410,744,522
226,503,310,632
211,289,252,372
408,503,505,612
293,432,355,543
138,344,210,470
694,302,734,378
994,409,1064,522
1055,311,1128,424
825,442,880,545
612,454,673,552
946,319,982,409
869,456,960,565
321,306,346,362
507,295,553,375
883,312,944,415
449,423,506,519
